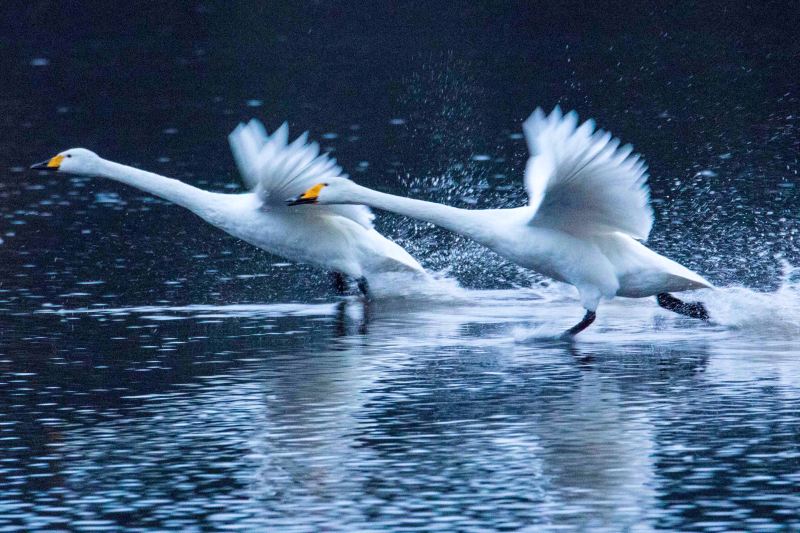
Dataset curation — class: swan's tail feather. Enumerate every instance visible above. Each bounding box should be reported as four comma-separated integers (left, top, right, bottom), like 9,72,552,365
598,233,713,297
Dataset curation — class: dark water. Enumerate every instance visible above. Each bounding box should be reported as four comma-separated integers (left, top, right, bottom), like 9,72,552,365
1,2,799,531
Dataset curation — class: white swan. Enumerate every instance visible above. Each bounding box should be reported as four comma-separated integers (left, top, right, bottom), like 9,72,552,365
31,120,425,296
289,107,713,335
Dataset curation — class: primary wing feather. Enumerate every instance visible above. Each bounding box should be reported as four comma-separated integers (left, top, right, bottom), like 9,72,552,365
228,119,374,229
522,107,653,240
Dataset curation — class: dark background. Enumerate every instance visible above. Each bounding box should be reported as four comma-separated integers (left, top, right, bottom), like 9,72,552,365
1,0,798,304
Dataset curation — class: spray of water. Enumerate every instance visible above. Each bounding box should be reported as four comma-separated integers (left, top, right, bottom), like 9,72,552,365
702,261,800,337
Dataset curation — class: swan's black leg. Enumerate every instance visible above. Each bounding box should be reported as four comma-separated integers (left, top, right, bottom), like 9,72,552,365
657,293,709,321
565,310,596,336
359,298,370,335
333,300,348,337
330,272,348,295
357,277,370,298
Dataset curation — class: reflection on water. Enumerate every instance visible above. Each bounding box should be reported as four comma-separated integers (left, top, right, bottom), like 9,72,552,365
2,290,799,530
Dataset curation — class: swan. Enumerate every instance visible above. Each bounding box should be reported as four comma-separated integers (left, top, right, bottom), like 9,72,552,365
31,120,425,296
288,107,712,335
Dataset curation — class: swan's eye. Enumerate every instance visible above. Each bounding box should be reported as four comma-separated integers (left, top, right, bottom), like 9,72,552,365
67,154,72,158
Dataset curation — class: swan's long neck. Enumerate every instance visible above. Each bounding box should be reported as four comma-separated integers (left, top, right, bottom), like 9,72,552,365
98,159,224,219
344,184,498,244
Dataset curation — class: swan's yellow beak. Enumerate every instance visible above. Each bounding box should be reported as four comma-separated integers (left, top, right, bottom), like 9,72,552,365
287,183,326,206
30,154,64,171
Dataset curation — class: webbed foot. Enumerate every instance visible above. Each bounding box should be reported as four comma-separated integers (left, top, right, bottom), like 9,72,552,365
657,293,709,321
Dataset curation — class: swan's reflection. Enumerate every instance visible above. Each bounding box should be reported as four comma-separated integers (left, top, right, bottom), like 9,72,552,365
246,302,714,528
45,291,740,529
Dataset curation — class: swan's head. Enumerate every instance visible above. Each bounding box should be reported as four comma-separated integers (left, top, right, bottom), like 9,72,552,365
286,178,356,206
31,148,102,175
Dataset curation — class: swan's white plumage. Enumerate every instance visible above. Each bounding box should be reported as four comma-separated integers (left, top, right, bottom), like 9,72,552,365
42,125,426,292
224,121,422,279
229,119,375,229
305,106,712,328
523,106,653,240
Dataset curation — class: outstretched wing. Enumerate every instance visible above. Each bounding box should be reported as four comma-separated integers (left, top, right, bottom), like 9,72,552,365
522,107,653,240
228,119,374,229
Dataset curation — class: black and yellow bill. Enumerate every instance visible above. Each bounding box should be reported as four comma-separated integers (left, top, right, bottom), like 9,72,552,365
286,182,326,206
30,154,64,171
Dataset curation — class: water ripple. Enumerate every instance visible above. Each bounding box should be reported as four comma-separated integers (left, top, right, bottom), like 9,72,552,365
1,289,799,530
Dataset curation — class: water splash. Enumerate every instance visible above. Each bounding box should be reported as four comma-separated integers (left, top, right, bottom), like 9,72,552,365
704,261,800,337
367,270,467,300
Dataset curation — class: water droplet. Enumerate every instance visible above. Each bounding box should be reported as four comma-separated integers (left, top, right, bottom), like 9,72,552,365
695,170,718,178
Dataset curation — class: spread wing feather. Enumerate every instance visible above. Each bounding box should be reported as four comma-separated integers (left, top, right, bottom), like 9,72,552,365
229,119,374,229
522,107,653,240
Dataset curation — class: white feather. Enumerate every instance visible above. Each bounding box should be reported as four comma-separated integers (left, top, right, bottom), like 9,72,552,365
522,106,653,240
228,119,374,229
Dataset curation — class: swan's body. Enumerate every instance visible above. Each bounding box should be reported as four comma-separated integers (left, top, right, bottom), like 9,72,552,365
31,121,425,293
291,107,712,333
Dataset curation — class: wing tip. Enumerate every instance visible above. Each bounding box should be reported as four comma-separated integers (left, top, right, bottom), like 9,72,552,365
270,122,290,145
524,105,591,150
228,122,246,143
563,109,579,129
